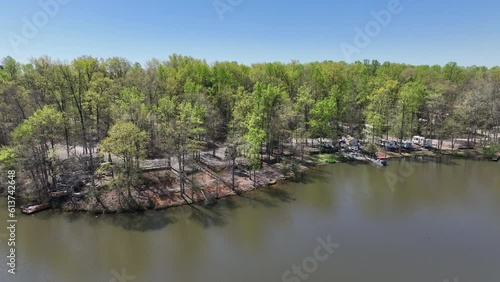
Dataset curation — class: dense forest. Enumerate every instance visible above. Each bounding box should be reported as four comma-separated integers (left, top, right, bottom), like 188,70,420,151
1,55,499,206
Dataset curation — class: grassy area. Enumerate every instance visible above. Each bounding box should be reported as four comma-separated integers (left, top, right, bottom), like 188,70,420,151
315,154,338,164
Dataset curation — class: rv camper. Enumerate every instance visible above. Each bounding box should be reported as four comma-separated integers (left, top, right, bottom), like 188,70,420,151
412,136,424,146
412,136,432,148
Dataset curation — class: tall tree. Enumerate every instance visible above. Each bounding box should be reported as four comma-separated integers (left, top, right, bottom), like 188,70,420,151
99,122,148,198
11,106,65,200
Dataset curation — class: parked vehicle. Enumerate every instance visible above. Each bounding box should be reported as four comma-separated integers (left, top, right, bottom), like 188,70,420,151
423,139,433,148
401,140,413,149
379,139,387,147
348,138,359,147
320,140,334,149
387,140,398,149
412,136,432,148
379,139,398,149
412,136,425,146
339,139,346,148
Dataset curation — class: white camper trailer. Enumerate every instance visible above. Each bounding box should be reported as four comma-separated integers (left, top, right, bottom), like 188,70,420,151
412,136,425,146
412,136,432,148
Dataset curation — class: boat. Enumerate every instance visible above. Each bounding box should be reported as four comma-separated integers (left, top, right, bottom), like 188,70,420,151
21,202,51,215
378,159,388,166
370,157,387,167
377,156,388,166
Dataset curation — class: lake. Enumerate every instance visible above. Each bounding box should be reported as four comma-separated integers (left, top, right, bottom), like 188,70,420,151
1,158,499,282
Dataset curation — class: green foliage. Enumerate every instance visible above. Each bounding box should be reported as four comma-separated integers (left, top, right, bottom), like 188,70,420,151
482,143,500,158
12,106,65,143
0,147,16,170
114,87,148,126
99,122,149,197
2,56,21,80
316,154,337,164
365,79,399,138
242,82,290,164
365,143,378,157
310,95,338,138
99,122,148,163
160,99,206,154
1,53,500,197
9,106,66,192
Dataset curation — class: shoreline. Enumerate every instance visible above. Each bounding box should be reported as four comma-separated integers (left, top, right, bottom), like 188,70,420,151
21,155,316,215
16,147,495,215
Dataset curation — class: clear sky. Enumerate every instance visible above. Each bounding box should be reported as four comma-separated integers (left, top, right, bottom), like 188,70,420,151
0,0,499,67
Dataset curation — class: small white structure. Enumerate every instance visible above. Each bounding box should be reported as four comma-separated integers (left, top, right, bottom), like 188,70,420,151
412,136,425,146
412,136,432,148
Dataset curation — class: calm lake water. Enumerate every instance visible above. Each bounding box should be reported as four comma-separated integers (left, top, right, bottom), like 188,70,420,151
1,158,500,282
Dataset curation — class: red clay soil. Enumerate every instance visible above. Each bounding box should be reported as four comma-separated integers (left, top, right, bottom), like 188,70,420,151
57,160,306,213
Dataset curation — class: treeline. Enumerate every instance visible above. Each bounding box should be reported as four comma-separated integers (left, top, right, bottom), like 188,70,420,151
1,55,499,200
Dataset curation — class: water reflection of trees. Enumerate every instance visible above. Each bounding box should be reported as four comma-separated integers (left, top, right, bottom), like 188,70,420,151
12,159,500,281
357,158,500,219
16,212,152,282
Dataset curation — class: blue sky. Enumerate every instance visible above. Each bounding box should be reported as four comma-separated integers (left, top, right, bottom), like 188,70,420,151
0,0,499,67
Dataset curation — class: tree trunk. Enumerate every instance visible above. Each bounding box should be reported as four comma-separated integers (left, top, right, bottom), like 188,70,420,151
126,165,132,198
64,128,70,158
231,158,235,191
399,104,406,154
178,154,184,195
